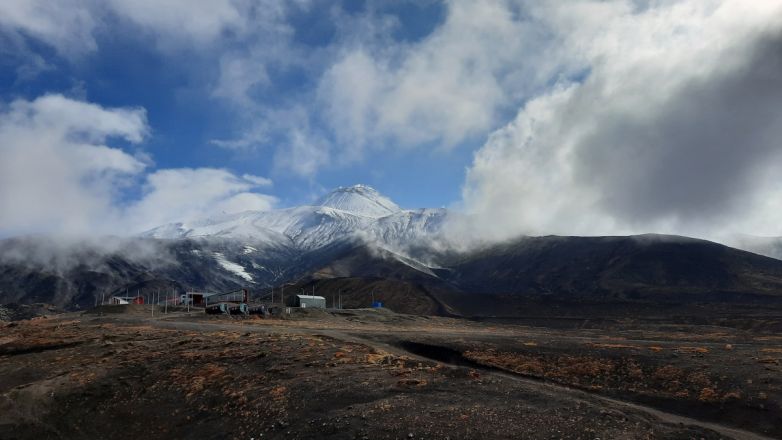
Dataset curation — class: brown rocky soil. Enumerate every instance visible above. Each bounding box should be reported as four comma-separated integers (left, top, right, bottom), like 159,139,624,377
0,307,779,439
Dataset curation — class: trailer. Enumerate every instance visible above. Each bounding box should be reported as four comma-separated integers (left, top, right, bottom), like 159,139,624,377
209,288,249,304
206,303,230,315
248,304,268,316
228,303,249,315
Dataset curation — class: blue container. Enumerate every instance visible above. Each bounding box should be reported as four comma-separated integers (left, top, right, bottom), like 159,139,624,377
372,301,383,308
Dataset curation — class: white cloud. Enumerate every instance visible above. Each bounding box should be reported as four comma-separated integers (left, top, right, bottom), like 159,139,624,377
211,0,574,174
127,168,276,231
459,0,782,243
5,0,782,244
317,0,574,161
1,1,568,177
0,95,275,237
241,174,272,186
273,127,331,177
212,54,272,106
0,95,147,236
0,0,290,58
104,0,247,43
0,0,97,58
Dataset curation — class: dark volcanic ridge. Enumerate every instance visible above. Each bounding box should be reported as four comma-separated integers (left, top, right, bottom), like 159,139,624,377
3,232,782,316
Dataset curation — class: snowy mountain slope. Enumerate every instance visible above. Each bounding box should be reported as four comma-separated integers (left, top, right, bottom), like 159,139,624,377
142,185,449,253
315,184,400,218
134,185,450,287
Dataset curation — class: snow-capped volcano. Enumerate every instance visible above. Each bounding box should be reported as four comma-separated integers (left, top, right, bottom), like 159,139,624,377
315,184,401,218
142,185,448,252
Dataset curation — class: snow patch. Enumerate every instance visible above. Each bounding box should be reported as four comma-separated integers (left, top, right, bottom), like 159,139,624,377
315,184,400,218
213,252,253,282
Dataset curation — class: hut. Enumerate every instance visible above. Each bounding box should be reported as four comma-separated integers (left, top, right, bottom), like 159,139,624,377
288,294,326,309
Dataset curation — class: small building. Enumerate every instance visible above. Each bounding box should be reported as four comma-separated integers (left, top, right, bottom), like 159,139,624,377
288,294,326,309
182,292,213,306
182,289,248,307
209,288,248,304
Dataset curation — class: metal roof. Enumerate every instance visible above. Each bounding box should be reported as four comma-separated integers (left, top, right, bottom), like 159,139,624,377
295,294,326,300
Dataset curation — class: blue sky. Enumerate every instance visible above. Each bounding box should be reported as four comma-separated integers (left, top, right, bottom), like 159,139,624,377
1,0,781,240
0,0,470,210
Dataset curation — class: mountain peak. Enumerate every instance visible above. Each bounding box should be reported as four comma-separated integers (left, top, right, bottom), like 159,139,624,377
316,184,401,218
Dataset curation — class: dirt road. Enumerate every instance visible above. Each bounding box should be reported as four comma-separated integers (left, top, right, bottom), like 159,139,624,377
1,308,780,439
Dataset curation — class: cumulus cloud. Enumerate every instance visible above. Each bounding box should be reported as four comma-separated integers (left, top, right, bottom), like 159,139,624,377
0,95,147,236
210,0,575,173
0,95,275,237
5,0,782,245
104,0,248,44
126,168,277,232
317,0,572,161
460,0,782,243
0,0,573,177
212,55,272,107
0,0,271,57
0,0,98,58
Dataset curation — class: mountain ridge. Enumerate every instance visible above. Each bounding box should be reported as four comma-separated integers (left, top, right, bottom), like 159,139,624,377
4,185,782,313
141,184,449,254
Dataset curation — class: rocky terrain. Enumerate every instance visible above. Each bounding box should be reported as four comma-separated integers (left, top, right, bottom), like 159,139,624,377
1,307,780,439
0,303,60,322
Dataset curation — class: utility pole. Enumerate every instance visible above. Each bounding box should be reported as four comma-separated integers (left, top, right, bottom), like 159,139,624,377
281,285,284,306
338,289,341,309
